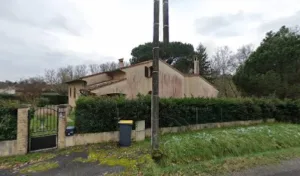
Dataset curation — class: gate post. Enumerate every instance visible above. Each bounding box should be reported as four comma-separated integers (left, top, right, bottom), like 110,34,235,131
58,105,67,149
17,107,29,155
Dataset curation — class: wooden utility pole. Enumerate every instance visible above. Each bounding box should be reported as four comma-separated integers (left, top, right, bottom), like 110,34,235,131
151,0,160,151
163,0,169,45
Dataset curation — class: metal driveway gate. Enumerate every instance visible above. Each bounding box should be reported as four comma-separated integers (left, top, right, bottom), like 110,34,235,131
28,106,59,152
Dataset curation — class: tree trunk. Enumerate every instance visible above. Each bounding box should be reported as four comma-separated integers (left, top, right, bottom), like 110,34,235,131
152,0,160,152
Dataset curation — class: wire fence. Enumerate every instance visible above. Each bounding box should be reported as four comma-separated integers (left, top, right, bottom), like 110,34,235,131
114,106,269,130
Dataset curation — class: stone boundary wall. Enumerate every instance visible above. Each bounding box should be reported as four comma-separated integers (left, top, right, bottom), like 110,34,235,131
0,115,275,157
64,119,275,148
0,140,17,157
0,108,28,157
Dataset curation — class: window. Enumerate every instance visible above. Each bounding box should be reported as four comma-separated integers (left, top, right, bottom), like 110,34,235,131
149,66,153,77
73,87,76,98
145,66,149,77
145,66,153,78
69,88,72,97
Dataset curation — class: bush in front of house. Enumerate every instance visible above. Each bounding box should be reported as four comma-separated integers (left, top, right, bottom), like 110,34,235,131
40,94,68,105
75,96,300,133
0,100,19,141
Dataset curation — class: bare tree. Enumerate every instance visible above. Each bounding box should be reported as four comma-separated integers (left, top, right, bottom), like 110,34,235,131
211,46,234,75
44,69,58,85
99,62,118,72
234,44,254,66
89,64,102,74
18,77,48,105
74,64,88,79
211,46,235,97
89,62,122,74
57,66,74,83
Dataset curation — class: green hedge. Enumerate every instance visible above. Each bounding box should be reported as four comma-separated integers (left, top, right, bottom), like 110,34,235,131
0,94,19,101
0,101,19,141
0,93,68,106
75,96,300,133
41,94,68,105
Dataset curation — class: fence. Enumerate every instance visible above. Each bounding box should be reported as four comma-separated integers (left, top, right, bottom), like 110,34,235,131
0,104,275,157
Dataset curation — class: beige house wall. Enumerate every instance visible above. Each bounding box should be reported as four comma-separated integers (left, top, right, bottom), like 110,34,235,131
112,72,126,80
121,62,153,98
91,79,128,96
68,82,85,107
82,73,111,85
93,61,186,99
159,61,185,98
67,60,219,106
184,76,219,97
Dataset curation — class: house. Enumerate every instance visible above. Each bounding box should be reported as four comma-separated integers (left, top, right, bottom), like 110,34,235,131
66,58,219,107
0,87,16,95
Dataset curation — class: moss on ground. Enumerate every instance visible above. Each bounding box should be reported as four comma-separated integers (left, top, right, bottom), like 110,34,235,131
73,141,155,175
0,153,56,169
19,161,59,174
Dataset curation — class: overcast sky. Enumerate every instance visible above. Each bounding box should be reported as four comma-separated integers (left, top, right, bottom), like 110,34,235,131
0,0,299,81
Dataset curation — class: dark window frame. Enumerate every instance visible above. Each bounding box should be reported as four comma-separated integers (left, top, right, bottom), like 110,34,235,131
73,87,76,98
145,66,149,77
149,66,153,77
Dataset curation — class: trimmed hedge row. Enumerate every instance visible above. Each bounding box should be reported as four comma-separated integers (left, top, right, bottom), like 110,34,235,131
75,96,300,133
40,94,68,105
0,101,19,141
0,94,19,101
0,93,68,106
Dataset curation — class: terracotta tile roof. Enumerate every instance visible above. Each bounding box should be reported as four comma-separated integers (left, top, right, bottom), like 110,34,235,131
78,60,152,79
86,78,127,91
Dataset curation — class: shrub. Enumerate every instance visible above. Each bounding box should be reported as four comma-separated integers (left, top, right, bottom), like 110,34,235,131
0,100,19,141
37,97,50,107
41,94,68,105
75,96,300,133
0,94,19,101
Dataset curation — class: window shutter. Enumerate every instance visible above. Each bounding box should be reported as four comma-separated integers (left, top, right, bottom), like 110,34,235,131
74,87,76,98
145,66,149,77
150,66,153,77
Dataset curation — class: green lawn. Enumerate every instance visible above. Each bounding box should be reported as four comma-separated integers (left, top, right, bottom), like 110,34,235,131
2,123,300,175
67,110,75,126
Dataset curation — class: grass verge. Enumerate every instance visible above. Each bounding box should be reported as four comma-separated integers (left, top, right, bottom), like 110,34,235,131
160,123,300,164
148,147,300,175
19,161,59,174
2,123,300,175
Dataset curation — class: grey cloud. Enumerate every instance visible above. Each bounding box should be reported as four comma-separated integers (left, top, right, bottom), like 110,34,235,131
195,11,262,37
259,11,300,33
0,0,89,36
0,0,106,81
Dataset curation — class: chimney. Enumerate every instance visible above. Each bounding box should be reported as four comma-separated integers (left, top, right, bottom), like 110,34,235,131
194,57,199,75
118,58,124,68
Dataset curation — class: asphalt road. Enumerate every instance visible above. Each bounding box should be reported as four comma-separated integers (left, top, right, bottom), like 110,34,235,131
230,158,300,176
0,152,123,176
